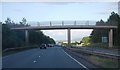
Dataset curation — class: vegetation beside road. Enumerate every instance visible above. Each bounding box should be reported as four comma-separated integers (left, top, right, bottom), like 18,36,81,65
87,43,108,49
80,12,120,49
2,18,56,51
87,43,120,50
64,47,119,68
89,55,118,68
81,36,90,45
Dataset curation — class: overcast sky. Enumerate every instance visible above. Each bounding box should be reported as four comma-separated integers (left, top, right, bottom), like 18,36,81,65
1,2,118,41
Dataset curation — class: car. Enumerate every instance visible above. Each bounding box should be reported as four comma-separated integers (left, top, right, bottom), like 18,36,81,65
40,44,47,49
47,44,54,47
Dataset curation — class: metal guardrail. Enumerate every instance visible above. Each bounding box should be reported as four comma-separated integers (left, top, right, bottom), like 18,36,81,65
3,47,23,52
2,47,37,53
66,47,120,59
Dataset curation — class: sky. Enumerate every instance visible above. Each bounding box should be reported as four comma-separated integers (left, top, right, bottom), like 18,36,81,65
1,2,118,41
1,0,119,2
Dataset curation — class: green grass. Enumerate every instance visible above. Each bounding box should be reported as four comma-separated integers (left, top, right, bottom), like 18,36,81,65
80,43,119,68
87,43,120,50
67,47,119,68
89,55,119,68
87,43,109,49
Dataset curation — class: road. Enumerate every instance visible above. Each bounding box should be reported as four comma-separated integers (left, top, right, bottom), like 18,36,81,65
2,46,94,69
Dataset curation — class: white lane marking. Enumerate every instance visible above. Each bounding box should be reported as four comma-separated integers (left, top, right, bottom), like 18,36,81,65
63,50,89,70
33,60,37,63
39,56,40,58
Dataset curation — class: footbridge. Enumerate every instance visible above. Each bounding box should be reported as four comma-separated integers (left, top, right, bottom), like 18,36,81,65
11,21,118,47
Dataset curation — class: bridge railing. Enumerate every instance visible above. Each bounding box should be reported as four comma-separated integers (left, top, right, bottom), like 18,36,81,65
27,21,118,27
27,21,97,26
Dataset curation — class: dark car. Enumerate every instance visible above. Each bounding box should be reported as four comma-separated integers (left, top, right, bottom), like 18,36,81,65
40,44,47,49
48,44,54,47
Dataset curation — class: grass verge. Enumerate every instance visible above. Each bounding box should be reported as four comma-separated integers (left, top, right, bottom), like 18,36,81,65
65,47,119,68
89,55,119,68
87,43,120,50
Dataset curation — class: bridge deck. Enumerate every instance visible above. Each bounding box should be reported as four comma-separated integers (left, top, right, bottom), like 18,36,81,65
11,25,118,30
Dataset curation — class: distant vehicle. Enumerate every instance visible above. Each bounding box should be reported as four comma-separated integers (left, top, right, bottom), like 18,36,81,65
54,44,61,47
48,44,54,47
40,44,47,49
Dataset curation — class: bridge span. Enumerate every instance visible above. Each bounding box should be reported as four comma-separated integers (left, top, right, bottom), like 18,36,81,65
11,21,118,48
11,25,117,30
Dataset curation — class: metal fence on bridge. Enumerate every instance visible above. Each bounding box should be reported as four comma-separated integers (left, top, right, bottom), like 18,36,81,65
27,21,97,26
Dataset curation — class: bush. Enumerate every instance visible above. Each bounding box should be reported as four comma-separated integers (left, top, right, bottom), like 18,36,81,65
87,43,108,49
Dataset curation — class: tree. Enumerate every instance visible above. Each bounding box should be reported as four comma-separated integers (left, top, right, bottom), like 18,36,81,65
81,36,91,45
29,30,55,45
5,18,11,24
106,12,120,46
107,11,119,26
118,19,120,46
22,18,27,24
19,18,28,27
2,24,23,50
90,11,120,47
2,18,55,50
90,19,108,43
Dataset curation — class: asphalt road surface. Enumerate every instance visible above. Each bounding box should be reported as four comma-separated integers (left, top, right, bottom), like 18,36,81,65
2,46,92,69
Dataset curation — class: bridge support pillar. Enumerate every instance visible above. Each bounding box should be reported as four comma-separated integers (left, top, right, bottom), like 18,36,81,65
67,28,71,47
109,29,113,48
25,30,29,46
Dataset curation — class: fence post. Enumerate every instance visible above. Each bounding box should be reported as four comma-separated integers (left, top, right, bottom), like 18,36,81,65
50,21,52,26
74,21,76,25
37,22,40,26
62,21,64,26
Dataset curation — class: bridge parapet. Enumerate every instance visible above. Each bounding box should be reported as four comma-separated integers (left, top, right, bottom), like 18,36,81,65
11,20,118,30
28,21,97,26
28,20,118,27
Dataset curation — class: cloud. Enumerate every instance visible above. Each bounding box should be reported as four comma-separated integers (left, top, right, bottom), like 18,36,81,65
96,11,110,15
42,30,67,39
42,29,92,41
107,2,118,11
57,31,65,35
71,29,93,39
12,9,23,12
95,3,118,15
0,3,2,21
118,1,120,15
1,0,120,2
42,2,71,5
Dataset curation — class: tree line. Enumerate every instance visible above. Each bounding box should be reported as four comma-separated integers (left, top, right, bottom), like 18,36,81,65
2,18,55,50
89,12,120,48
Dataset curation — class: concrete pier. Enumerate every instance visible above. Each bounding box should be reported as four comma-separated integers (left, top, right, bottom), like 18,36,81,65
25,30,29,46
68,28,71,47
109,29,113,48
